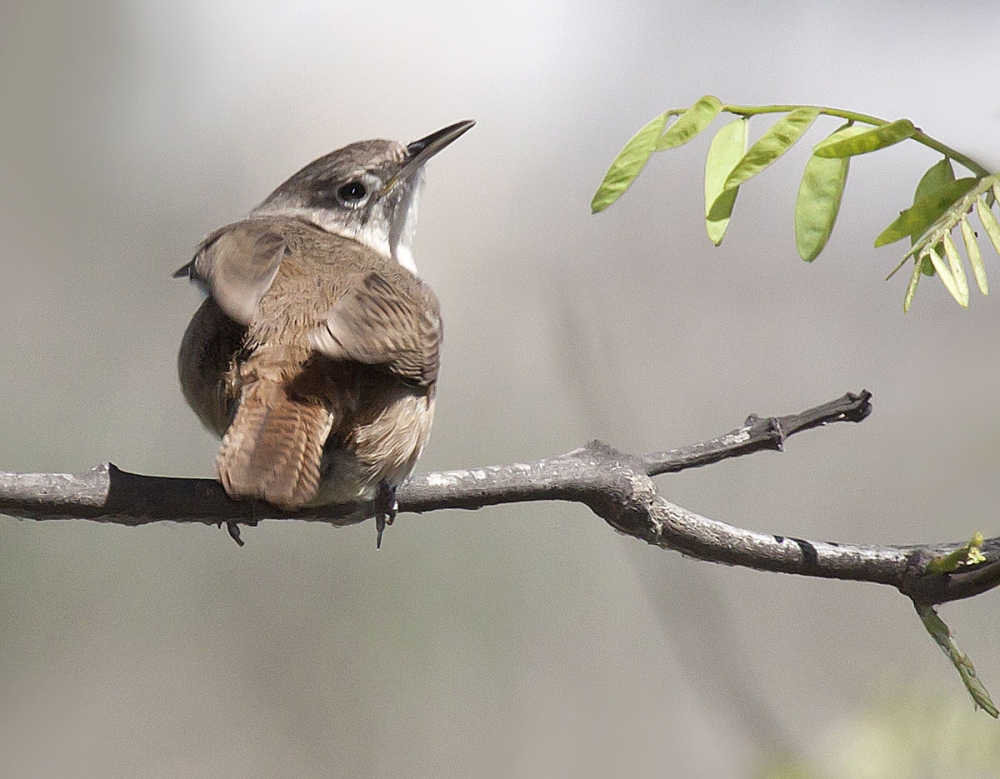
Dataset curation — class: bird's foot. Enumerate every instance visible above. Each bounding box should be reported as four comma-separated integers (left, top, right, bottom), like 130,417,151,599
373,483,398,550
225,520,245,546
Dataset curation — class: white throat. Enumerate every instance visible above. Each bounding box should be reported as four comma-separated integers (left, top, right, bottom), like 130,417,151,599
345,169,424,275
340,221,419,275
387,169,424,275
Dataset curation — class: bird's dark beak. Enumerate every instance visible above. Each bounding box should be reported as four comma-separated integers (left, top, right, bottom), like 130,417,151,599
387,120,475,188
406,120,475,164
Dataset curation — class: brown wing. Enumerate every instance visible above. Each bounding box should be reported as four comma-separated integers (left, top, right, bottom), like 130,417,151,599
308,270,442,387
178,220,288,325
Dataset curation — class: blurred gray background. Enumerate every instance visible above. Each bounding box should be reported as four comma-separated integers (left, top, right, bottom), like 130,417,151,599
2,1,1000,777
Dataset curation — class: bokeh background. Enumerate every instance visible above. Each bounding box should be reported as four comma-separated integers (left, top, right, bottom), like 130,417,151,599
2,1,1000,777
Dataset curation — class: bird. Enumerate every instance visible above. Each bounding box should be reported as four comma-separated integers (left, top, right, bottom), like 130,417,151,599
175,120,474,545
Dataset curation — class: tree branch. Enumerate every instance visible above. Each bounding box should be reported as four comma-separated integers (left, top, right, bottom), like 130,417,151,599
2,389,997,606
643,389,872,475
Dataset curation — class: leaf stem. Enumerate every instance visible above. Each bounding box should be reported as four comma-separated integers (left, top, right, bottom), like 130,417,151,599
722,104,991,177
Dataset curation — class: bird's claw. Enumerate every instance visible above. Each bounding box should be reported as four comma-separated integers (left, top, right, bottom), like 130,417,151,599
374,483,398,549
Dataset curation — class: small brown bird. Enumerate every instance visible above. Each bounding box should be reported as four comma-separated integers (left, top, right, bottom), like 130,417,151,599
176,121,473,543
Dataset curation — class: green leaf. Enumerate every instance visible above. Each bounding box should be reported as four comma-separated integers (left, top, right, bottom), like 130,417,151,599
874,177,980,247
961,217,988,295
914,157,955,206
916,603,998,718
723,108,819,191
925,245,966,306
591,112,670,213
903,256,922,312
655,95,722,151
703,118,748,245
794,123,854,261
976,197,1000,257
942,231,970,306
813,118,916,158
910,161,956,272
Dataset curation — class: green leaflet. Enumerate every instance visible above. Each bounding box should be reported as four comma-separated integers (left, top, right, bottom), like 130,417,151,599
723,107,819,191
977,197,1000,258
812,118,916,158
874,177,980,247
925,245,966,306
903,256,922,312
794,123,857,261
961,216,988,295
914,157,955,207
912,158,955,276
704,118,748,245
916,603,999,718
591,112,670,213
655,95,722,151
942,231,970,306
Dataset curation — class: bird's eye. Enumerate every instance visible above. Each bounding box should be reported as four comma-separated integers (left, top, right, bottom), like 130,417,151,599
336,180,368,204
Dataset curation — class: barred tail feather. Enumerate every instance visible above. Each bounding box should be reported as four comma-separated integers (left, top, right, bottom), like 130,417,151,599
217,379,333,508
